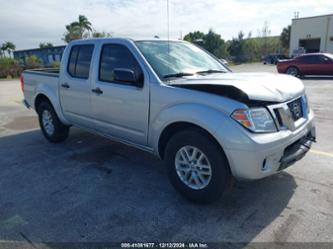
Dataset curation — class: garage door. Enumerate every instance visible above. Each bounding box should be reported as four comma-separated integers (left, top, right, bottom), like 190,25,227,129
299,39,321,53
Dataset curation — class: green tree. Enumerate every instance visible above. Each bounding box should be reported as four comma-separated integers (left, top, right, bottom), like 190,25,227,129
39,42,54,49
243,35,260,62
77,15,92,36
260,21,271,56
64,23,82,43
280,25,291,49
227,31,246,63
184,30,227,59
1,41,16,57
92,30,112,38
63,15,93,43
183,31,205,43
202,29,227,58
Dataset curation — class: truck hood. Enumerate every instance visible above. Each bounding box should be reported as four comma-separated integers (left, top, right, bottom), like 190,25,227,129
169,72,305,103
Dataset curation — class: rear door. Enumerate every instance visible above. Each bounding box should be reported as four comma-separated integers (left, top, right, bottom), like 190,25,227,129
91,42,149,145
59,44,95,128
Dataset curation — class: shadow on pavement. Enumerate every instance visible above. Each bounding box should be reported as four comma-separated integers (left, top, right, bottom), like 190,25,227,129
0,128,297,243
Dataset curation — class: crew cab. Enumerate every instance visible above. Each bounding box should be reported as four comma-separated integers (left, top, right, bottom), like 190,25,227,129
21,38,316,203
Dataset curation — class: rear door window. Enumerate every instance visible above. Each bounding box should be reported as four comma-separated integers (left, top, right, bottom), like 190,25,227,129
68,46,79,76
67,45,94,79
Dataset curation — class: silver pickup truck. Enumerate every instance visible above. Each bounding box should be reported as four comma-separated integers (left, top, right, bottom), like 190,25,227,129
22,38,316,203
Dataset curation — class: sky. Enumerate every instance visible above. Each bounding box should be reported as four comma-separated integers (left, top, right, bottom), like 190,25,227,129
0,0,333,50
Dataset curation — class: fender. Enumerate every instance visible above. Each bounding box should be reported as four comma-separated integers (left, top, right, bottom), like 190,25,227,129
34,83,71,126
149,102,256,179
150,103,233,156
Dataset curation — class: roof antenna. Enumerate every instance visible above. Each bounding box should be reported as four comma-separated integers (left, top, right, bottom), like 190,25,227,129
167,0,171,74
167,0,170,42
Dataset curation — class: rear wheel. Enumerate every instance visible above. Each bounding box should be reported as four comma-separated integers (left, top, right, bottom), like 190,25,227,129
164,129,231,203
286,66,300,77
37,101,69,143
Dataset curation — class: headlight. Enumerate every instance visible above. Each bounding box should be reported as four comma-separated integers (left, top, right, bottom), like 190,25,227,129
231,108,277,133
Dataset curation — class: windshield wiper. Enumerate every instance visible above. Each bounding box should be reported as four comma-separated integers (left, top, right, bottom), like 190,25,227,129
163,72,194,79
163,70,225,80
196,69,225,74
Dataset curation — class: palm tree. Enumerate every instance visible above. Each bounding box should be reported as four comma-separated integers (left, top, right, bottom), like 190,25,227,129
63,15,93,43
1,43,7,57
1,42,16,57
78,15,92,37
64,23,82,43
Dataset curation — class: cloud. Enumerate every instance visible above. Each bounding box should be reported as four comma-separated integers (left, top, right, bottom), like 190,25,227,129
0,0,332,50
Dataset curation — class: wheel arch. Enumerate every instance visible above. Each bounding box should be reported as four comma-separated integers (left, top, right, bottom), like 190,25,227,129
158,120,234,189
33,91,70,125
157,121,227,162
34,93,51,111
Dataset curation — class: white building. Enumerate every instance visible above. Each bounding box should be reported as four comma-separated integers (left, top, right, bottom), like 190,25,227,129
290,14,333,56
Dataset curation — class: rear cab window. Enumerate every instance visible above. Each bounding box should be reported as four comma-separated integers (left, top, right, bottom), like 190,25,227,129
67,45,94,79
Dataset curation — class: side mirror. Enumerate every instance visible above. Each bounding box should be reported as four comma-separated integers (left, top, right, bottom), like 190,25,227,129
113,68,143,87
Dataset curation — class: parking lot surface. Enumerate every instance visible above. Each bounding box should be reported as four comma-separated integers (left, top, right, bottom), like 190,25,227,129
0,64,332,244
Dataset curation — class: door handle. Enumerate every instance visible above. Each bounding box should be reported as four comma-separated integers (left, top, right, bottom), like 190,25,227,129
91,87,103,94
61,83,70,89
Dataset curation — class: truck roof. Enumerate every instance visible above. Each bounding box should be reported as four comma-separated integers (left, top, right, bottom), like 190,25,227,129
68,38,185,45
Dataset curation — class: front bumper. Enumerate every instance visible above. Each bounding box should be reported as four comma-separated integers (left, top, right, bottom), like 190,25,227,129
279,133,315,170
224,112,316,180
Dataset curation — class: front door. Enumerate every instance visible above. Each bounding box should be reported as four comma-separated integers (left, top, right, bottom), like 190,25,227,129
91,43,149,145
301,55,323,75
321,55,333,75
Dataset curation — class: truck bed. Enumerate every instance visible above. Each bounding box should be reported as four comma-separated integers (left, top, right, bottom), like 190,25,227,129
23,68,60,77
22,68,60,110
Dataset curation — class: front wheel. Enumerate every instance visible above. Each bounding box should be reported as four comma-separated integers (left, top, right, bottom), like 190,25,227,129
286,66,300,77
164,129,231,203
37,101,69,143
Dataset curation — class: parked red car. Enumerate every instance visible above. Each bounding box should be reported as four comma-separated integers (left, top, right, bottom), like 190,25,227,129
277,53,333,77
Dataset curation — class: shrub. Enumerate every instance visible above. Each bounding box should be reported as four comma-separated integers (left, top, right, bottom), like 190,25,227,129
49,60,60,68
26,55,42,69
0,57,22,78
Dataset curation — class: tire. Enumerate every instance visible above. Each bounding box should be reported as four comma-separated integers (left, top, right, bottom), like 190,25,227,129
164,128,231,203
286,66,301,77
37,101,69,143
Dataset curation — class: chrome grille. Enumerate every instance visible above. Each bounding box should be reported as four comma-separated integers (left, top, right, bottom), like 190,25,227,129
268,96,307,132
287,98,303,121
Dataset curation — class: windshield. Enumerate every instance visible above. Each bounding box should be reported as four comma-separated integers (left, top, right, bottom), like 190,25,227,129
325,53,333,60
135,41,228,80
